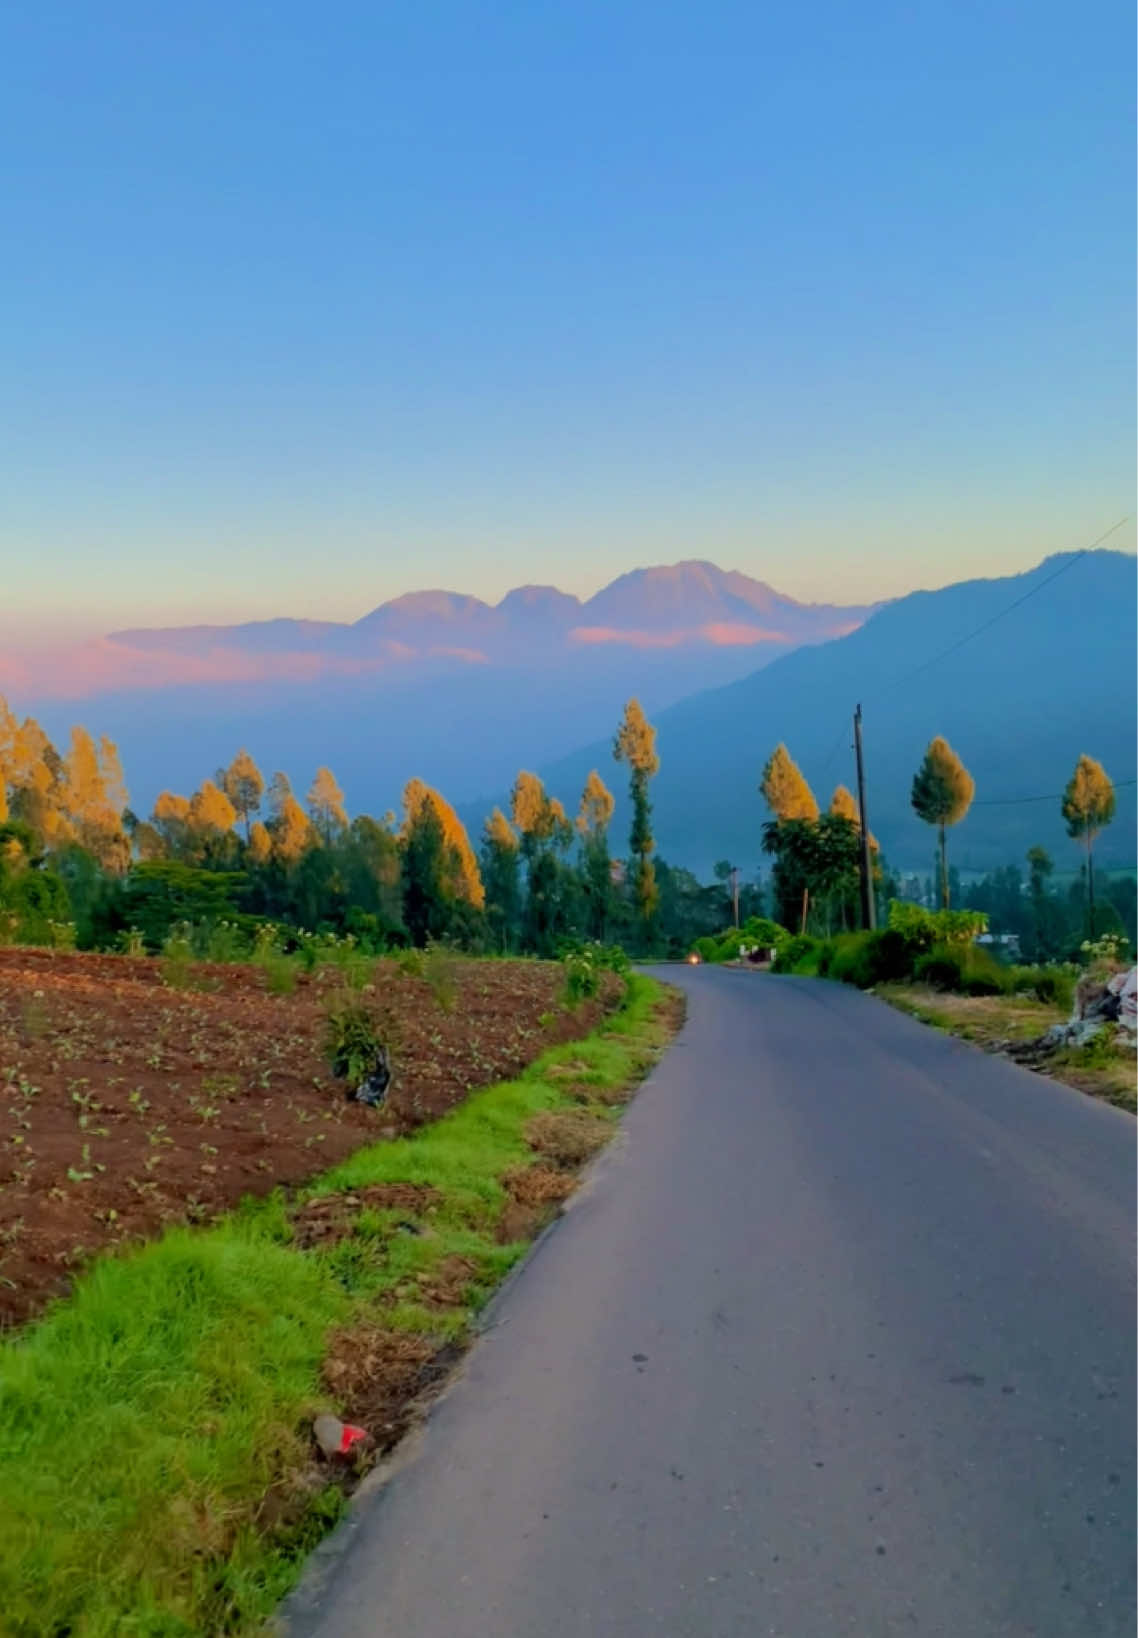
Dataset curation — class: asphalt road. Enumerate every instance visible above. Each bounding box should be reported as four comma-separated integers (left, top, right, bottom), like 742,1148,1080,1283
286,969,1136,1638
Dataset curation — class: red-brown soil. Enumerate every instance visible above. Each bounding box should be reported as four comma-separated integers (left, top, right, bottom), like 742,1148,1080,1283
0,948,614,1327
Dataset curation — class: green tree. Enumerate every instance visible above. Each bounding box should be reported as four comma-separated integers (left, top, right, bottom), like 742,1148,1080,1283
910,736,974,909
1024,847,1055,962
481,808,522,952
613,700,660,940
762,814,861,934
1061,754,1116,937
511,771,572,954
401,792,448,946
578,770,615,941
713,860,740,928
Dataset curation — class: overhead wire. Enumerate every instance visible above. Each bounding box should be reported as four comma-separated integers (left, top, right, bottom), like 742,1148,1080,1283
891,517,1130,687
971,778,1137,808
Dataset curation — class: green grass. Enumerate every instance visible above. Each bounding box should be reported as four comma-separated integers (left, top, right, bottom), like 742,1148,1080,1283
0,975,673,1638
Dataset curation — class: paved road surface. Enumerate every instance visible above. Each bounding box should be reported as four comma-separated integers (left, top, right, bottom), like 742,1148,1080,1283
286,969,1135,1638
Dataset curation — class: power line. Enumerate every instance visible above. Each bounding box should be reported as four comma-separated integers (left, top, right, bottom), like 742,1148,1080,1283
972,778,1137,809
818,719,852,776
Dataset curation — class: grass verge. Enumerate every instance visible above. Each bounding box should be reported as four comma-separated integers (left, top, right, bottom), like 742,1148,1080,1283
880,984,1136,1113
0,975,681,1638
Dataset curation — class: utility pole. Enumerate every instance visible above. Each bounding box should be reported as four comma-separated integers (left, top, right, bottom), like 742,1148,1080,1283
853,703,876,930
730,867,740,929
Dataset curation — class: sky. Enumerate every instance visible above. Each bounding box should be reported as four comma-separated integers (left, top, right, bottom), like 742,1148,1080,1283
1,0,1134,642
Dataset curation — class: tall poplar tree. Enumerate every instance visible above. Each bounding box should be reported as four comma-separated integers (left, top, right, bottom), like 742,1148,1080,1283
910,737,974,909
1061,754,1116,937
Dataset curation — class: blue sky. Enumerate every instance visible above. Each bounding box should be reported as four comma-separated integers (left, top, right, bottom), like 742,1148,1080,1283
1,0,1134,638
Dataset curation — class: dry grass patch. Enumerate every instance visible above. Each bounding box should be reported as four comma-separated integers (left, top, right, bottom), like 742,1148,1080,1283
881,984,1135,1112
497,1163,579,1243
322,1326,446,1455
291,1184,440,1250
503,1163,579,1205
525,1109,613,1168
880,985,1065,1046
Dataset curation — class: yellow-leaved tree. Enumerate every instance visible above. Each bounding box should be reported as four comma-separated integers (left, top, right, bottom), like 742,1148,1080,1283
577,768,615,836
267,774,314,866
62,727,129,872
760,744,819,822
1,713,70,847
218,749,265,840
613,700,660,930
578,769,616,941
187,780,238,862
830,783,879,854
1061,754,1116,937
402,779,484,908
400,779,485,943
510,771,566,849
910,736,974,909
247,820,273,866
0,697,21,822
484,807,518,852
307,767,348,842
151,791,192,857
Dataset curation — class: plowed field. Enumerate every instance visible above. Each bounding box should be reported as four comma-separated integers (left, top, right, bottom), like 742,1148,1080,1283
0,948,614,1325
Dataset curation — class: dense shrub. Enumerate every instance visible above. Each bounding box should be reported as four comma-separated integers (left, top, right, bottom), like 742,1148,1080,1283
914,947,966,992
772,934,820,974
824,933,874,987
560,940,629,1003
865,928,920,984
819,928,920,988
739,916,787,950
324,993,387,1084
915,943,1009,996
886,901,939,952
694,916,790,964
0,866,71,946
1009,965,1076,1011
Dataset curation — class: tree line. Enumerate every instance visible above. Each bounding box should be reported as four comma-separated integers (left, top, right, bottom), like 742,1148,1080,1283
0,694,730,959
759,733,1126,945
2,688,1127,962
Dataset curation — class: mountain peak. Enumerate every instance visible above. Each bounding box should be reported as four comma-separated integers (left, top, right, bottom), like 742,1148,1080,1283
496,585,581,619
355,590,492,629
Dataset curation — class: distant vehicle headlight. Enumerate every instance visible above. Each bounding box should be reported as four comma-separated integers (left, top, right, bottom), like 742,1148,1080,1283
687,952,701,965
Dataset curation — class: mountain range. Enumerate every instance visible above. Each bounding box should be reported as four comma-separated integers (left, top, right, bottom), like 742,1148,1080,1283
99,560,870,679
522,550,1137,875
5,562,874,828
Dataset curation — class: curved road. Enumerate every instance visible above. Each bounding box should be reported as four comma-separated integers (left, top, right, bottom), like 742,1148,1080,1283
287,969,1136,1638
